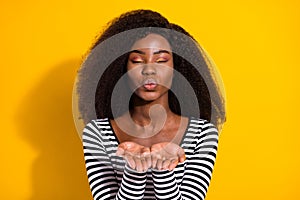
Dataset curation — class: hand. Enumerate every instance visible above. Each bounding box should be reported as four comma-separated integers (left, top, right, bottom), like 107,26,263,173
116,141,151,172
151,142,186,171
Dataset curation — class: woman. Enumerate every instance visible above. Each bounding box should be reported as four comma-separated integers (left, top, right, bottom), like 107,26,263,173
78,9,226,200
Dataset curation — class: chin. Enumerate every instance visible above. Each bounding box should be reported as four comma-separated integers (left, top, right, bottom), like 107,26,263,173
140,94,161,102
134,91,161,102
133,87,169,102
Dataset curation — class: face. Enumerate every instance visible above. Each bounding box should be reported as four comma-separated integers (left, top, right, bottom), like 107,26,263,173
126,33,174,102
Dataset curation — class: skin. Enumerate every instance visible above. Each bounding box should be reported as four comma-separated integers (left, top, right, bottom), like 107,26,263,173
113,34,188,172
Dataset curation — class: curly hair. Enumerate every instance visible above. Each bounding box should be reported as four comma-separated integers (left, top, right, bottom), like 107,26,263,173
77,9,226,130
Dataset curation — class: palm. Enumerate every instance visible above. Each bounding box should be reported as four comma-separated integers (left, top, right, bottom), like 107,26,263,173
117,141,145,155
116,141,151,172
151,142,186,171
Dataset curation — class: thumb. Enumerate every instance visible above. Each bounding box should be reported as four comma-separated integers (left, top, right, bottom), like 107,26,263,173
118,141,134,150
116,147,125,156
177,148,186,163
116,142,132,156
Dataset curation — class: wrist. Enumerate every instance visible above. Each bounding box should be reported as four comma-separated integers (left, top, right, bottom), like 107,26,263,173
125,163,147,174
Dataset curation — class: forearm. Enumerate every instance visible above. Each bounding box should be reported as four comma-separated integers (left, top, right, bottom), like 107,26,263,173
152,169,182,200
179,121,219,200
151,120,218,200
151,157,215,200
83,121,147,200
116,164,147,200
84,151,147,200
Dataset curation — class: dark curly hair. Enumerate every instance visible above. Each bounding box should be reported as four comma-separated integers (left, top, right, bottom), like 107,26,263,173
77,9,226,130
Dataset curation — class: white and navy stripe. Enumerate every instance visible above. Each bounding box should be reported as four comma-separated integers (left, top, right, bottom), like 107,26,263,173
83,117,218,200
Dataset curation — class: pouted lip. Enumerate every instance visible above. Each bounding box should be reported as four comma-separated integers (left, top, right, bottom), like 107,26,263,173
142,78,158,90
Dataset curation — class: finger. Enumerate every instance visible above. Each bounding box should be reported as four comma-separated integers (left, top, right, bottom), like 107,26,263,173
177,148,186,163
125,155,136,169
134,156,143,172
118,142,128,150
145,154,152,168
116,147,125,156
139,148,149,172
168,159,179,171
151,152,158,169
142,153,151,169
162,159,171,170
141,148,151,168
156,158,164,170
140,157,148,172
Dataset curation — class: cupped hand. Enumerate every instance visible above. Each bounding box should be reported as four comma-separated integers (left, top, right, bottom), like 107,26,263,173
150,142,186,171
116,141,151,172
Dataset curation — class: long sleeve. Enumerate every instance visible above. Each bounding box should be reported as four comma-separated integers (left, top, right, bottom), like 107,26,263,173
151,120,219,200
83,120,147,200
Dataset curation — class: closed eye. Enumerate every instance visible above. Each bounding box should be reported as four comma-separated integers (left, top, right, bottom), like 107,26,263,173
131,60,143,64
156,58,168,63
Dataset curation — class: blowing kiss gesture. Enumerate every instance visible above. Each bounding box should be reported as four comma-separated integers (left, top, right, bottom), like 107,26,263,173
116,141,186,172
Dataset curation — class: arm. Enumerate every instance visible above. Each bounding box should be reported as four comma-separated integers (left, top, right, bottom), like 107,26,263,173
83,120,147,200
151,121,219,200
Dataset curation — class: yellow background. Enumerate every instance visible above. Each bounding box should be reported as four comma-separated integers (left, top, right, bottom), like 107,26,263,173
1,0,299,199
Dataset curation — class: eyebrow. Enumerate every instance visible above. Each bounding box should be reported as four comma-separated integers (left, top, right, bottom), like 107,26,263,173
129,49,171,55
153,50,171,55
130,49,146,55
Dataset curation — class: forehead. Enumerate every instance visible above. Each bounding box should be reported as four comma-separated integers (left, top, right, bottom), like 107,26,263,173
130,33,171,51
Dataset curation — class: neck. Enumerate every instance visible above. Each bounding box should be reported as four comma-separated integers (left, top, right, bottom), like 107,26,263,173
114,93,183,138
130,93,173,127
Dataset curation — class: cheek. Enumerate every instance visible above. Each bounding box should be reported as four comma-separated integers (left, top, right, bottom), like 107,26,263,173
126,70,141,90
159,65,174,88
163,71,174,88
126,62,132,72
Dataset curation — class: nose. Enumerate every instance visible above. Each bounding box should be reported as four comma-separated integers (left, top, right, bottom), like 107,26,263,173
141,64,156,76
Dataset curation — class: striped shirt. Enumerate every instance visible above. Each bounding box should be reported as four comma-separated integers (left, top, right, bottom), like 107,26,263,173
82,117,218,200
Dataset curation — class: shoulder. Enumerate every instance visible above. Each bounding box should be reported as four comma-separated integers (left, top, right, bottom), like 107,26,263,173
82,118,112,139
188,117,219,142
186,118,219,158
84,118,110,129
189,117,218,133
